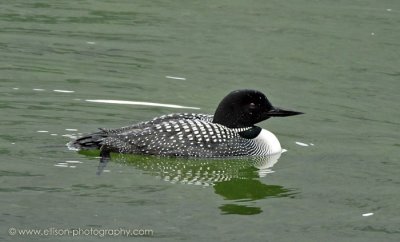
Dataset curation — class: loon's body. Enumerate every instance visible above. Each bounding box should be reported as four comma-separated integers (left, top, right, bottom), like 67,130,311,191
71,89,302,159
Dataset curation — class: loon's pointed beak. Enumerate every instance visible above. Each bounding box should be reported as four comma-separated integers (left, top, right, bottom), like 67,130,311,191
266,107,303,117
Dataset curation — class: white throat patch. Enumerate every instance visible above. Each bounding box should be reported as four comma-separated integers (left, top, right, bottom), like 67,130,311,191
253,129,282,155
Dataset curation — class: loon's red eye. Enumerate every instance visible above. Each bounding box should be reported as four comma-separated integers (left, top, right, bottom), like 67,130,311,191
249,102,256,109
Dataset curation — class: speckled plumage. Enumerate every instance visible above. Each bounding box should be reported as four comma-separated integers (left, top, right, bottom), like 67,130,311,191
74,113,274,157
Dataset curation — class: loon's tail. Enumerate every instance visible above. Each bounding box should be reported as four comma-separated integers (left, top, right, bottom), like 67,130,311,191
69,130,108,150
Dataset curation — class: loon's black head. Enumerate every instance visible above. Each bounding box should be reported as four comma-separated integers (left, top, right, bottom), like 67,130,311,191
212,89,303,128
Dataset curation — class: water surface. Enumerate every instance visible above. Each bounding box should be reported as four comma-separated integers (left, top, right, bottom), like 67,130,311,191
1,0,400,241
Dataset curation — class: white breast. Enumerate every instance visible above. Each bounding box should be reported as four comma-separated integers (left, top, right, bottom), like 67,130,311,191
253,129,282,155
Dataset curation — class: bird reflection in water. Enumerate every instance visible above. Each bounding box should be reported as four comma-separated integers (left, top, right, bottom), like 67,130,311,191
81,151,295,215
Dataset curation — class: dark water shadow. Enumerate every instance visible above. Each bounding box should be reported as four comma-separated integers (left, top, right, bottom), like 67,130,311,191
79,150,295,215
215,178,293,215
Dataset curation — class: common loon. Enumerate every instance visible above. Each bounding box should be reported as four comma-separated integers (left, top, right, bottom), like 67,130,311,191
71,89,302,159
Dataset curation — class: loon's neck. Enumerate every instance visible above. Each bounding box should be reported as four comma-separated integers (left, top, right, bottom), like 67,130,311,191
239,126,262,139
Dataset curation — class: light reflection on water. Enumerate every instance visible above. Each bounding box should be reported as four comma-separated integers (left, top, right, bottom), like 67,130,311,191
85,99,200,109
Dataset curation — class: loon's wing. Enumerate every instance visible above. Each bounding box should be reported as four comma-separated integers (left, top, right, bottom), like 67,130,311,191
101,118,252,157
71,113,213,150
100,113,213,135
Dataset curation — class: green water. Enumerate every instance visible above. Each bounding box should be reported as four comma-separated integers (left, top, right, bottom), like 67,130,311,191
1,0,400,241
